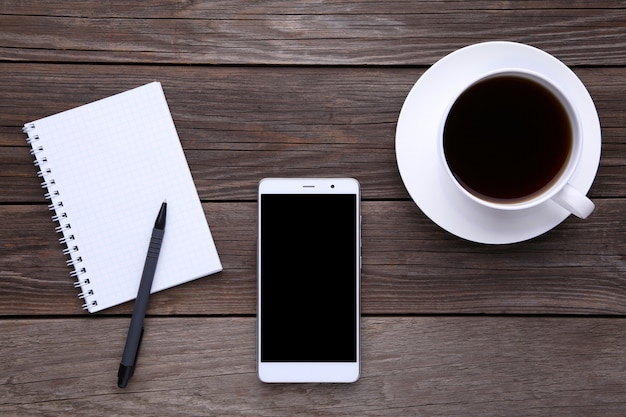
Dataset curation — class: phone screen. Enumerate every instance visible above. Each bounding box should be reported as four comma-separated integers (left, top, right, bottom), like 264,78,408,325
260,193,358,362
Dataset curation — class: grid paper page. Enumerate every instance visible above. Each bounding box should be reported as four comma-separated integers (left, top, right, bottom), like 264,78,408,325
25,82,222,312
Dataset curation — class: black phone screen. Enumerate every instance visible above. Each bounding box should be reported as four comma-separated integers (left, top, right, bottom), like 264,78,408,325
260,194,358,362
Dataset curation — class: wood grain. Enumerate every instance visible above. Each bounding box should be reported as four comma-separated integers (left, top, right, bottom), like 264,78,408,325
0,64,624,203
2,317,625,416
1,1,625,414
1,199,624,316
1,1,625,66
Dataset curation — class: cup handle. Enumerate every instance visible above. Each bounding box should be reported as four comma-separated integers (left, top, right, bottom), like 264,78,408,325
551,183,595,219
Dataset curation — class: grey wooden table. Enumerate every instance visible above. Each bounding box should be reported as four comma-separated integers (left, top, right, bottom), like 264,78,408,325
1,1,625,415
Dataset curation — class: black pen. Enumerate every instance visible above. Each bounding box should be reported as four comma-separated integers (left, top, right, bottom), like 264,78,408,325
117,200,167,388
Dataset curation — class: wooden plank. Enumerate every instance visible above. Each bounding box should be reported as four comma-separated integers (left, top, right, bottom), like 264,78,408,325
0,1,625,65
1,64,624,202
1,199,624,316
1,317,625,416
2,65,623,136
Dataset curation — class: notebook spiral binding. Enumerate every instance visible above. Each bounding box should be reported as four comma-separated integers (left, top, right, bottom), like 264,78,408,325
23,123,98,311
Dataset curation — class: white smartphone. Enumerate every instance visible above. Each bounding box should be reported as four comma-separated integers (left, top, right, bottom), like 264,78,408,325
257,178,361,383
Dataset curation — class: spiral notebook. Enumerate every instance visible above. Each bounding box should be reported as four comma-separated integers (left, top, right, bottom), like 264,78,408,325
23,82,222,313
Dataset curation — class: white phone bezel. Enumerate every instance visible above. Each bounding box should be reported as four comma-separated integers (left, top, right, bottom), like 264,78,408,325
257,178,361,383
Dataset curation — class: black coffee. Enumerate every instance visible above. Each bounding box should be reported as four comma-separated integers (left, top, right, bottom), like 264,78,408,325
443,75,572,203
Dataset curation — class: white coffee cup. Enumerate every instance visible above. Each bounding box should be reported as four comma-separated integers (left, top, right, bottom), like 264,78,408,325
438,68,595,219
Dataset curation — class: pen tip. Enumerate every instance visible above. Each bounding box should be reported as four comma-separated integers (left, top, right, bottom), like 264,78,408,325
117,364,133,388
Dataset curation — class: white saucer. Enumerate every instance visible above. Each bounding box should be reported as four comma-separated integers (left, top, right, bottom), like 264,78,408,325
395,41,601,244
